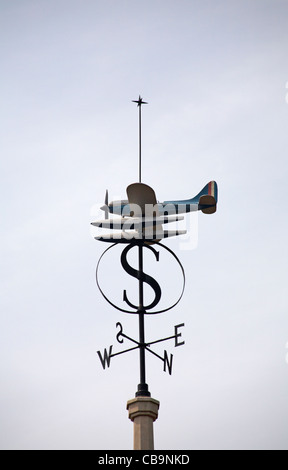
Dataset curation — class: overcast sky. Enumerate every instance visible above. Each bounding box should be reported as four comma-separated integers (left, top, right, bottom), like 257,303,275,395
1,0,288,450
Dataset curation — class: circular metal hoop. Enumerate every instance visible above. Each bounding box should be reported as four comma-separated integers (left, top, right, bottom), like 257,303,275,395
95,241,185,315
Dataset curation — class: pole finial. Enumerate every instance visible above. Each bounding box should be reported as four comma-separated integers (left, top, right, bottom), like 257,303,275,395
132,95,148,107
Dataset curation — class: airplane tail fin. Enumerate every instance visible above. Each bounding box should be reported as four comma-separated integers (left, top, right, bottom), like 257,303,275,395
192,181,218,214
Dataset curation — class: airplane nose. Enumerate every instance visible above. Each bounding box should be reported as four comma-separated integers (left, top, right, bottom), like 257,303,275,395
100,205,108,211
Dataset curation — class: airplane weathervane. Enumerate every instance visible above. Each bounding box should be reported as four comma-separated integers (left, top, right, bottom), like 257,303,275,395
92,97,218,399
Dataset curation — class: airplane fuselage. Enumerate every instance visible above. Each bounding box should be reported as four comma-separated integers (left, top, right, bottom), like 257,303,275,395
108,200,199,217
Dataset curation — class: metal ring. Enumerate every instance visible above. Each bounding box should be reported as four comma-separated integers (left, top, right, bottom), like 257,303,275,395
96,241,185,315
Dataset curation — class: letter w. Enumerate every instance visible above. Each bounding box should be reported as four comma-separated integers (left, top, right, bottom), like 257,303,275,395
97,345,113,369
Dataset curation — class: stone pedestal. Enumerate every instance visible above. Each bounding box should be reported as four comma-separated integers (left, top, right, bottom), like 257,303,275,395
127,397,160,450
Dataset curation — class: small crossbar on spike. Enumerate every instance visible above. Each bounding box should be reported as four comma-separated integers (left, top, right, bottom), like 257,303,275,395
132,95,148,106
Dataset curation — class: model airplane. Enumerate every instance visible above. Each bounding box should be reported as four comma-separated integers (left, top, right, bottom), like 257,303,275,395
91,181,218,243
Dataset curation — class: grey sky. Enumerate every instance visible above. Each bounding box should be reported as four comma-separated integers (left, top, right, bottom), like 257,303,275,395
1,0,288,449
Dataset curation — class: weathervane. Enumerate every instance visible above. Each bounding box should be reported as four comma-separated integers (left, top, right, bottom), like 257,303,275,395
91,96,218,449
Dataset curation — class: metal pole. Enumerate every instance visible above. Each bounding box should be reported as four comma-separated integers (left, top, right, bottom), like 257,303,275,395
136,243,150,397
132,96,147,184
139,104,141,183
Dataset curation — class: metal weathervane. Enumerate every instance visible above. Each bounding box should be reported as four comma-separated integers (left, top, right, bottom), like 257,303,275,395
92,96,218,399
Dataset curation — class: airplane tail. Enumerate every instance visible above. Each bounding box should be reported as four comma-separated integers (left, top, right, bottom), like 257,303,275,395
191,181,218,214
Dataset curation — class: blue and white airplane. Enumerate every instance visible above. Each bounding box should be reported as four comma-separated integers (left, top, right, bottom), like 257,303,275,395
92,181,218,243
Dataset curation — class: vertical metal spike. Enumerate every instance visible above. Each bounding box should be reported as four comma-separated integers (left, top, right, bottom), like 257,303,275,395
132,96,148,183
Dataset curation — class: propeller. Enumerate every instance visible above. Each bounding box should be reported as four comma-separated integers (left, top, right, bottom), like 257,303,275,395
101,189,109,219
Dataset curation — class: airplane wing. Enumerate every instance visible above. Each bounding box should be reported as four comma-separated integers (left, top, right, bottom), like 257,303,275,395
91,214,184,229
93,229,186,243
126,182,161,240
126,182,158,217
